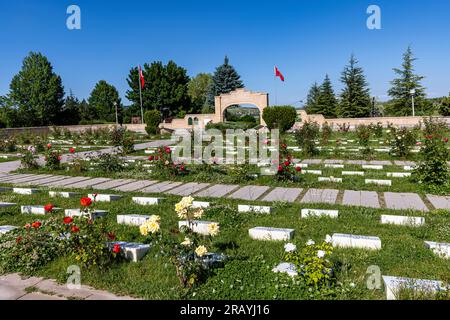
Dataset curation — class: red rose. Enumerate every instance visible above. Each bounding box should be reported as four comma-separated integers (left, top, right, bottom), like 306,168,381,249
278,165,283,172
44,204,54,212
47,143,52,149
281,143,287,149
444,137,449,143
80,197,92,207
112,244,121,254
24,223,31,230
180,165,185,171
16,236,22,244
69,148,76,154
295,166,302,172
426,135,433,139
148,156,154,161
63,217,73,224
71,225,80,233
58,156,62,161
31,221,42,229
107,232,116,240
284,161,290,166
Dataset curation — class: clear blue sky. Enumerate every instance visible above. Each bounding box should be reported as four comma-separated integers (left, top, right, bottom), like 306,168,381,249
0,0,449,106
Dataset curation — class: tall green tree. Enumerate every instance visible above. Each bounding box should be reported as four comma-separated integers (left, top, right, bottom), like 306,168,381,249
339,55,372,118
207,56,244,106
78,99,95,122
88,80,122,123
8,52,65,126
317,75,338,118
188,73,213,113
59,91,81,125
126,61,191,117
387,46,426,116
304,82,321,114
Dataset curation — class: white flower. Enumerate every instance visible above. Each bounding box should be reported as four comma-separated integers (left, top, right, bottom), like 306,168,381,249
317,250,326,258
350,282,356,288
325,235,332,243
181,237,192,246
306,240,315,246
207,223,220,237
195,245,208,257
284,243,297,253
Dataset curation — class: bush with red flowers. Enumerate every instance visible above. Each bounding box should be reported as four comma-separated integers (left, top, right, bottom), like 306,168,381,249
276,143,303,182
45,144,62,170
149,146,189,178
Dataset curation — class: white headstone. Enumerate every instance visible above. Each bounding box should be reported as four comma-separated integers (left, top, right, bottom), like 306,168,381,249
324,164,344,169
382,275,445,300
362,165,384,170
301,209,339,218
381,215,425,226
21,205,61,215
318,177,343,183
387,172,411,178
0,226,17,234
108,242,150,262
117,214,151,226
88,194,121,202
365,179,392,186
192,201,210,208
248,227,294,241
424,241,450,259
178,220,219,236
132,197,163,206
238,205,272,214
13,188,40,195
342,171,364,176
332,233,381,250
49,191,80,198
65,209,108,219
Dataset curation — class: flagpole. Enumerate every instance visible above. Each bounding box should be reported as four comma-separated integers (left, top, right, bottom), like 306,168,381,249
138,67,144,124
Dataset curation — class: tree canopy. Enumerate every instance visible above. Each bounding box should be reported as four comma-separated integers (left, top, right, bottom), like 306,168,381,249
88,80,122,123
207,56,244,106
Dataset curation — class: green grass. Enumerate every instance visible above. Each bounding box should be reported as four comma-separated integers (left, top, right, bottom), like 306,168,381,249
0,188,449,300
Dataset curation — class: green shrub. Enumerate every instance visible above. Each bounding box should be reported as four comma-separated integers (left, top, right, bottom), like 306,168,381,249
439,97,450,116
44,146,62,170
262,106,297,133
356,125,372,157
295,121,320,156
21,147,39,170
368,122,384,138
144,110,161,135
96,153,124,173
321,122,333,144
389,127,417,157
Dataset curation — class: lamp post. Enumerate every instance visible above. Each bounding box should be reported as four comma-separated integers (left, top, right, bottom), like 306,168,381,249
410,89,416,117
114,102,118,125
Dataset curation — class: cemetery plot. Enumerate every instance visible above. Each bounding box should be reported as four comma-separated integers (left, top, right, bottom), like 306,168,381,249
382,276,446,300
132,197,164,205
381,214,425,226
301,209,339,218
332,233,381,250
178,220,219,236
65,209,108,219
117,214,152,226
248,227,295,241
88,194,122,202
424,241,450,259
238,205,272,214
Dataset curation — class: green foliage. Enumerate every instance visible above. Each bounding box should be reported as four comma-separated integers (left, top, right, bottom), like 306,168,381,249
0,137,17,152
262,106,296,133
20,148,39,170
285,239,335,290
439,97,450,116
126,61,191,117
144,110,161,135
7,52,65,127
207,56,244,106
317,75,338,118
321,122,333,144
88,80,122,123
386,46,426,116
304,82,321,114
339,55,372,118
368,122,384,138
295,121,320,156
356,125,373,157
205,122,254,133
188,73,213,113
149,146,188,179
388,127,417,157
59,92,81,125
95,152,125,173
45,148,62,170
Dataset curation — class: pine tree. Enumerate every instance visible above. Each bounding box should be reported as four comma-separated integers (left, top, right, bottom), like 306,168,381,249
387,46,426,116
88,80,122,123
207,56,244,106
304,82,321,114
59,91,81,125
317,75,338,118
339,55,372,118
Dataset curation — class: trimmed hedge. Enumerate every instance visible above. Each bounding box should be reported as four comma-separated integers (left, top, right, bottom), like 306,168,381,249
262,105,297,132
144,110,161,135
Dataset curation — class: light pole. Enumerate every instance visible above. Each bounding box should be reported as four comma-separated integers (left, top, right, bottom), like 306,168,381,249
114,102,118,125
410,89,416,117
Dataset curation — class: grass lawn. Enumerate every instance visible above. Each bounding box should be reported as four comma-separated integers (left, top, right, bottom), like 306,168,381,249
0,188,449,300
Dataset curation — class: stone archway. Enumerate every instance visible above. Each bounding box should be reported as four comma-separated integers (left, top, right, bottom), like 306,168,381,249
214,88,269,126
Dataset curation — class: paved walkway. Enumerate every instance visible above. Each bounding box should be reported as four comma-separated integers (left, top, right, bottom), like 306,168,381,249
0,273,137,300
1,172,449,211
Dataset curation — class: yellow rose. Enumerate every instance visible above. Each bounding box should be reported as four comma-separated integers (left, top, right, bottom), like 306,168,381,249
193,208,204,219
149,215,161,223
147,221,160,234
195,245,208,257
207,223,220,237
181,237,192,246
139,224,149,236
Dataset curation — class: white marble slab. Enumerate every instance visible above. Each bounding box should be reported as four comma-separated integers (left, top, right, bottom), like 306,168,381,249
301,209,339,218
382,275,445,300
332,233,381,250
88,194,122,202
424,241,450,259
117,214,151,226
179,220,219,236
132,197,163,205
301,170,322,175
362,165,383,170
248,227,294,241
21,205,61,215
0,202,16,208
318,177,343,183
192,201,210,208
381,215,425,226
238,205,272,214
13,188,40,195
365,179,392,186
108,242,151,262
387,172,411,178
324,164,344,169
49,191,80,198
0,226,17,234
65,209,108,219
342,171,365,176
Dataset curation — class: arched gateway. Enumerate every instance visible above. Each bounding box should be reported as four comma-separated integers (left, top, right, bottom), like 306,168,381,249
160,88,269,129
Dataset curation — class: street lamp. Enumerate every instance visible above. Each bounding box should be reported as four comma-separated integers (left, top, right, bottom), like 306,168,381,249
114,102,118,125
410,89,416,117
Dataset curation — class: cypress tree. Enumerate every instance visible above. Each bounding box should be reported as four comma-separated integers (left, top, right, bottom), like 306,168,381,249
339,55,372,118
304,82,321,114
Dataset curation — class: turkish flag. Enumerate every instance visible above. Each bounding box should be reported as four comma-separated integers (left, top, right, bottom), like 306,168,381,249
274,66,285,82
138,65,145,89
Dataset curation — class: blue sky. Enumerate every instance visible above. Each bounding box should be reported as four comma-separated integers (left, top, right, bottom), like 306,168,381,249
0,0,449,106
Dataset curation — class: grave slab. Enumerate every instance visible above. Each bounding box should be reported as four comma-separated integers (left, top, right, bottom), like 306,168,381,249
262,187,303,203
346,160,368,165
193,201,210,208
365,179,392,186
132,197,163,205
13,188,40,195
424,241,450,259
362,165,383,170
9,175,53,184
384,192,429,211
381,214,425,226
387,172,411,178
332,233,381,250
302,159,323,165
301,189,339,204
67,178,112,189
24,175,70,186
0,226,17,234
382,276,445,300
426,195,450,210
166,182,210,196
178,220,219,236
324,164,344,169
195,184,240,198
45,176,93,187
65,209,108,219
228,186,270,201
318,177,343,183
301,170,322,175
238,205,272,214
140,181,183,193
88,194,122,202
272,263,298,277
91,179,137,190
49,191,80,198
342,190,380,208
301,209,339,218
108,242,150,262
324,159,344,164
117,214,151,226
113,180,157,192
342,171,364,176
21,205,61,215
0,202,16,208
249,227,294,241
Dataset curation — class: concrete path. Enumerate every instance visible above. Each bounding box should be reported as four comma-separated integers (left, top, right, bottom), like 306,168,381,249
0,172,448,211
0,273,137,300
